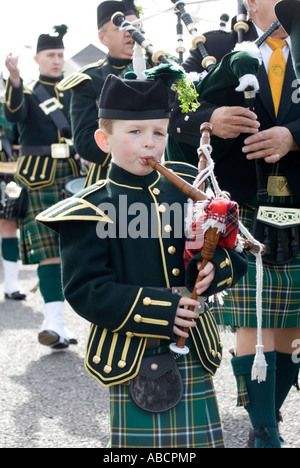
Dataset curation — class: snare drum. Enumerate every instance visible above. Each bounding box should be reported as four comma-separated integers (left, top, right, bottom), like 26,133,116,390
0,162,17,215
0,161,17,183
63,177,86,198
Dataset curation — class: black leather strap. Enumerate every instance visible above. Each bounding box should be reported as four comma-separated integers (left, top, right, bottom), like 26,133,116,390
34,83,71,137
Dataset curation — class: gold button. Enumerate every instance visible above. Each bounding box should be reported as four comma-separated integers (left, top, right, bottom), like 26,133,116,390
126,331,135,338
143,297,152,306
168,246,176,255
93,356,101,365
118,360,126,369
158,205,166,213
211,350,216,358
217,353,222,360
134,314,142,323
164,225,172,233
153,188,160,195
103,365,112,374
172,268,180,277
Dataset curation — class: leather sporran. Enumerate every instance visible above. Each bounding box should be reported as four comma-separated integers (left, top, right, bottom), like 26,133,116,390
128,353,183,413
252,206,300,265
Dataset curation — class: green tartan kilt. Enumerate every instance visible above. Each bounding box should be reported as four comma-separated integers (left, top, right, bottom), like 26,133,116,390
19,159,77,265
109,346,224,448
212,203,300,329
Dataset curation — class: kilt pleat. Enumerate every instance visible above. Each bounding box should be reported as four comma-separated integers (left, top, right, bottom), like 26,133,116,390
109,348,224,448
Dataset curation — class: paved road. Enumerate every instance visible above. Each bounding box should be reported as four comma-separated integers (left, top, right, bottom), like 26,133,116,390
0,262,299,448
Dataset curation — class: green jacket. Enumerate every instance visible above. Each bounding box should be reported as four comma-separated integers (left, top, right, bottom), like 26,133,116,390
37,161,248,386
5,75,78,189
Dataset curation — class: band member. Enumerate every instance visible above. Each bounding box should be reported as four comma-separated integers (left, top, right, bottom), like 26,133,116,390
59,0,142,185
0,106,25,300
165,0,300,448
5,25,79,350
36,73,248,448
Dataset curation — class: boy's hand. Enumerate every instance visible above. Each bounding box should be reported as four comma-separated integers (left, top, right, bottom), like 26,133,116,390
173,297,200,338
195,261,216,296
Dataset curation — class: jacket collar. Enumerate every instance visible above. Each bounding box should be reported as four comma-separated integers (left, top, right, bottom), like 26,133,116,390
108,162,160,188
256,54,295,122
107,54,132,68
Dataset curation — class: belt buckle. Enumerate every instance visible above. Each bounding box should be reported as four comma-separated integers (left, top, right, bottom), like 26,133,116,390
51,143,70,159
257,206,300,227
267,176,292,197
39,97,63,116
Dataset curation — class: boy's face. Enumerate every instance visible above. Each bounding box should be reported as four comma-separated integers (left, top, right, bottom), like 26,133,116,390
95,119,169,176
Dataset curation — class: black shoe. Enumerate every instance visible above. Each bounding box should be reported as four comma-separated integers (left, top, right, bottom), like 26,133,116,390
248,428,255,448
248,426,284,448
38,330,69,349
276,411,291,448
5,291,26,301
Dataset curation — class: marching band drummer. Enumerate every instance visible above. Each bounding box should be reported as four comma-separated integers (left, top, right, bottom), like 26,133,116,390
166,0,300,448
4,26,80,350
0,102,25,301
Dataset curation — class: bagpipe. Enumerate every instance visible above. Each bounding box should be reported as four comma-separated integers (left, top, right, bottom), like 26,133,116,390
111,1,273,381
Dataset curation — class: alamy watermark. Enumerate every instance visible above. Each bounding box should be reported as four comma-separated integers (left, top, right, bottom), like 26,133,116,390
291,79,300,104
96,195,204,245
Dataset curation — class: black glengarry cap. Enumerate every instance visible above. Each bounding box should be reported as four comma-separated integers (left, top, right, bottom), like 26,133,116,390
97,0,138,29
36,25,68,53
98,74,172,120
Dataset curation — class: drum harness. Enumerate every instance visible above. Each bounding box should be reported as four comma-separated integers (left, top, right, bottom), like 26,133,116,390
21,83,74,160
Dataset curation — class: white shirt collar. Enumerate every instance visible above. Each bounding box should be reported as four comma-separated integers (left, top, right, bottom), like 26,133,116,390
252,23,290,72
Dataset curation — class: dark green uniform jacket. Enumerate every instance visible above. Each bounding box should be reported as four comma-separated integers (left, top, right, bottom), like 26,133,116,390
5,75,78,189
59,55,135,183
37,161,248,386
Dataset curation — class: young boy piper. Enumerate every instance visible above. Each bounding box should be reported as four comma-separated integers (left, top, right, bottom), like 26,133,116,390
37,73,248,448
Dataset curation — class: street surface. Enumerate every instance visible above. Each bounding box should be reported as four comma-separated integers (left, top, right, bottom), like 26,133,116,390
0,262,299,448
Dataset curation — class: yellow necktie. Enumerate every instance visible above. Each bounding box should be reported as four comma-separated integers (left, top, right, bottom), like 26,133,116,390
266,38,287,116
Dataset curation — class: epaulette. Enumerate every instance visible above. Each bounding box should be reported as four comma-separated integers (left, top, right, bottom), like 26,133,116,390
36,179,112,231
23,79,37,94
79,59,105,73
164,160,197,179
58,60,105,91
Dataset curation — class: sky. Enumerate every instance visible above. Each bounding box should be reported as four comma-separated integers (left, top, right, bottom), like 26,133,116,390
0,0,237,81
